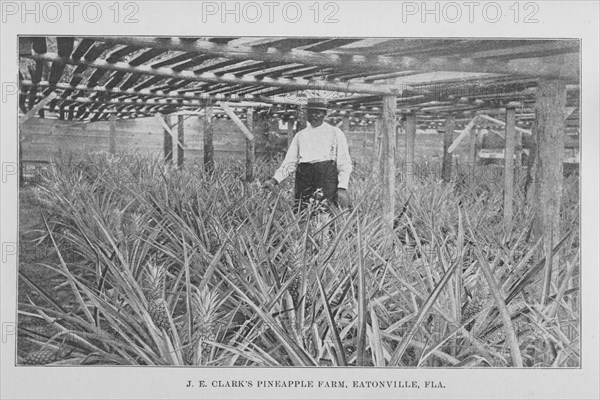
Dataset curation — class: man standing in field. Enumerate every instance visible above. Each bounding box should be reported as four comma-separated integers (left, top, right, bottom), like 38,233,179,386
262,98,352,209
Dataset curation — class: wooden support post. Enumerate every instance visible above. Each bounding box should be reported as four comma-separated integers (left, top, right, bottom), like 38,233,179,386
503,107,516,233
442,116,454,182
177,115,185,167
405,113,416,187
287,120,294,147
246,108,256,182
162,114,172,163
469,128,478,165
204,106,214,174
381,95,397,228
109,112,116,154
531,79,567,303
373,119,383,178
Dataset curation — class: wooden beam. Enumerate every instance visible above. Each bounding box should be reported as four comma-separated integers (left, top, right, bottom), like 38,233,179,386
25,52,401,96
503,107,516,233
245,109,256,182
109,112,117,154
405,113,416,187
442,117,454,182
177,115,185,167
19,92,58,126
218,102,254,141
22,80,302,107
381,95,397,228
468,41,579,60
448,116,478,153
204,106,214,174
363,70,419,82
478,114,532,136
86,37,579,81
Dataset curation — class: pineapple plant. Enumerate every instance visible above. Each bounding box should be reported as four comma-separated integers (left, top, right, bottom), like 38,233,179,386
182,285,221,365
145,263,171,332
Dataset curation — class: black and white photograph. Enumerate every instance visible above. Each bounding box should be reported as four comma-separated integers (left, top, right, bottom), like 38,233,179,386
1,1,598,399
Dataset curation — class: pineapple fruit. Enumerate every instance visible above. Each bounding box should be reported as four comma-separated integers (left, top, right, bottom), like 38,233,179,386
145,263,171,332
461,277,490,326
21,346,71,365
21,349,60,365
182,286,220,365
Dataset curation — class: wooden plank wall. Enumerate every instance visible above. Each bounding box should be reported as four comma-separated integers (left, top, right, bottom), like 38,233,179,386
24,118,576,167
21,116,269,164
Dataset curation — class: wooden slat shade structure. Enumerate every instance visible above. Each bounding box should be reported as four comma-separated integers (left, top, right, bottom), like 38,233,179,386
18,36,580,248
84,36,580,81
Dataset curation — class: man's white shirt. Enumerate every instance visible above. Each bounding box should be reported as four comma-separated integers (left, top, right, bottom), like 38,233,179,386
273,122,353,189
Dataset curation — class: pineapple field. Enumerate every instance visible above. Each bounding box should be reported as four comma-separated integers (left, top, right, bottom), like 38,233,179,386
17,153,580,367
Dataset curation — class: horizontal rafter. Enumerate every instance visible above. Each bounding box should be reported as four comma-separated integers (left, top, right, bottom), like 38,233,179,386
24,52,402,95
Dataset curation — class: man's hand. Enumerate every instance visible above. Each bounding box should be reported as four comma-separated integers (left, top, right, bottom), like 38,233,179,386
262,178,278,191
336,188,351,208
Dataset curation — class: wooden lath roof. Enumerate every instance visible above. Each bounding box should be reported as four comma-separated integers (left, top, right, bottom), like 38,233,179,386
18,36,580,126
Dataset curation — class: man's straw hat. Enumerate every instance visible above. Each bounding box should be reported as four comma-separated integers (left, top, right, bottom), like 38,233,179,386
305,98,328,111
